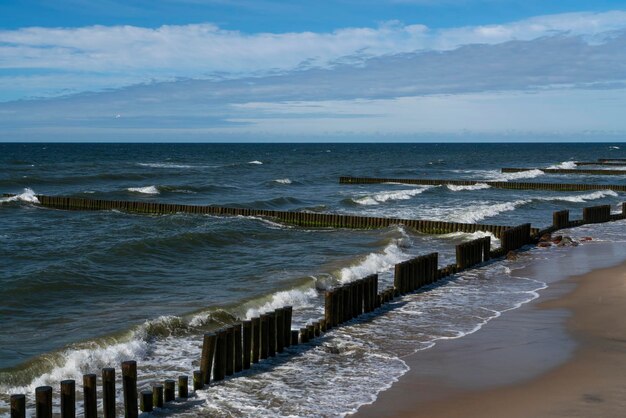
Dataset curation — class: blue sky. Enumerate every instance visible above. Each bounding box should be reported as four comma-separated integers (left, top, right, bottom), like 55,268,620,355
1,0,626,141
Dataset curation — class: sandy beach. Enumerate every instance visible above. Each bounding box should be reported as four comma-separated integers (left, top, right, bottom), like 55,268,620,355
355,242,626,418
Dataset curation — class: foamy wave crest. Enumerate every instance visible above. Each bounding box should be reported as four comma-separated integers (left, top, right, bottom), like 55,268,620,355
248,160,263,165
273,178,292,184
540,190,618,203
245,288,318,319
446,183,491,191
452,199,530,223
352,186,432,205
127,185,160,194
494,169,545,181
547,161,576,169
138,162,195,169
443,231,500,248
610,146,620,149
0,188,39,204
339,231,411,283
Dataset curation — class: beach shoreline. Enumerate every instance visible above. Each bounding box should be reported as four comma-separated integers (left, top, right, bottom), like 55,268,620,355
354,241,626,418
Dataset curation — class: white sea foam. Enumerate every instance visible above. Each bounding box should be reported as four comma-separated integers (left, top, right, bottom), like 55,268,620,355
609,146,620,149
539,190,618,203
138,162,196,169
352,186,432,205
491,169,545,181
127,185,160,194
452,199,530,223
446,183,491,191
248,160,263,165
273,178,292,184
245,288,319,319
442,231,500,248
547,161,577,169
0,188,39,204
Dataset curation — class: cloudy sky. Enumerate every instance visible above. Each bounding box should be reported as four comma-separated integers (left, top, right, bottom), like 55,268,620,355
1,0,626,141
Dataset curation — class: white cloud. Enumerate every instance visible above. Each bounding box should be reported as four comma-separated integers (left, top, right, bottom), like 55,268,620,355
2,10,626,99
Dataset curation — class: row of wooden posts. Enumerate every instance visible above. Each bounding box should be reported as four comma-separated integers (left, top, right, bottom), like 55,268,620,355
501,167,626,176
338,176,626,192
2,194,538,238
5,198,626,417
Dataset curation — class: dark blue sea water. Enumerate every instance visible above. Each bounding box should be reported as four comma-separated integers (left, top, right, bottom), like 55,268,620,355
1,143,625,417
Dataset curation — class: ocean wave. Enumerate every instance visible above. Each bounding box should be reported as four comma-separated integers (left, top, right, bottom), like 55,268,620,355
137,162,197,169
244,287,319,319
127,185,160,194
446,183,491,191
547,161,577,169
491,169,545,181
539,190,618,203
0,188,39,205
352,186,432,206
248,160,263,165
273,178,292,185
451,199,530,223
442,231,500,248
609,146,620,150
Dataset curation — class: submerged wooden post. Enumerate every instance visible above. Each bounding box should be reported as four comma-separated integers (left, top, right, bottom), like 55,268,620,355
276,308,285,353
193,370,203,390
291,330,299,346
283,306,293,348
200,332,216,385
60,380,76,418
83,374,97,418
140,391,153,412
153,384,164,408
102,368,116,418
122,360,138,418
10,394,25,418
252,317,261,363
226,326,235,376
35,386,52,418
234,323,243,373
164,380,176,402
178,376,189,398
242,320,252,369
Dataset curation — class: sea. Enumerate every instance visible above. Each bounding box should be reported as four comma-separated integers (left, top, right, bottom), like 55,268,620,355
1,142,625,417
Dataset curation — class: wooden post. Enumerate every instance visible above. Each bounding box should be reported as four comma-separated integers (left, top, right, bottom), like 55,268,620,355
260,314,270,359
164,380,176,402
83,374,97,418
10,394,25,418
102,368,116,418
325,291,333,329
252,317,261,363
283,306,293,348
122,360,138,418
268,311,277,357
61,380,76,418
213,329,227,382
178,376,188,398
276,308,285,353
291,330,299,345
153,384,164,408
200,332,216,385
242,320,252,369
234,323,243,373
140,391,153,412
193,370,203,390
35,386,52,418
226,326,235,376
300,327,309,343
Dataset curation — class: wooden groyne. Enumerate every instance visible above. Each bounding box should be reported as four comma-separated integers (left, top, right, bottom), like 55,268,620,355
574,162,626,166
2,194,536,238
8,202,626,418
501,168,626,176
599,158,626,163
339,176,626,192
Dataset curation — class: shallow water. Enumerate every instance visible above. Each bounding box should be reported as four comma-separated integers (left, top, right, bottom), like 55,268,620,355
1,143,625,417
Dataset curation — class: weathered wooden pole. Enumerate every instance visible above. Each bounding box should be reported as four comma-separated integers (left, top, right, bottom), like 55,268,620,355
193,370,203,390
153,384,164,408
260,314,270,359
200,332,216,385
283,306,293,348
324,291,334,329
291,330,299,346
102,368,116,418
60,380,76,418
178,376,188,398
122,360,138,418
140,391,153,412
164,380,176,402
213,329,227,382
252,317,261,363
242,320,252,369
35,386,52,418
268,311,277,357
226,326,235,376
276,308,285,353
233,322,243,373
10,394,25,418
83,374,97,418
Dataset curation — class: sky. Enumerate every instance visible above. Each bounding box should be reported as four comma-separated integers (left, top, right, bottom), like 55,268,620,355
1,0,626,142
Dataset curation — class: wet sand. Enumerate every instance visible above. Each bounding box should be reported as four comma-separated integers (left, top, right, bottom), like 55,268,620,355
355,243,626,418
